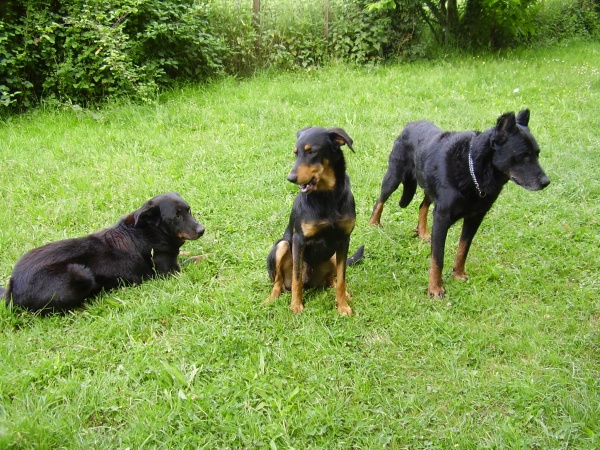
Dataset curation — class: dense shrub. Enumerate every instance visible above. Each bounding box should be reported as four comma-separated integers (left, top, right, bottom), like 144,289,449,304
212,0,421,73
211,2,328,73
1,0,598,111
0,0,225,110
459,0,540,49
330,1,395,63
531,0,600,44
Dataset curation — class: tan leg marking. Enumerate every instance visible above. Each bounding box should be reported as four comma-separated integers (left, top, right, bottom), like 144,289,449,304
415,202,431,241
428,258,445,298
335,254,352,315
452,238,469,281
265,241,292,304
368,202,384,225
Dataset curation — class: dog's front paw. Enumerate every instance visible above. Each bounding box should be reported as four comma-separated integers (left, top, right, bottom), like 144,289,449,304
290,301,304,314
428,286,446,298
186,254,207,264
452,269,469,281
265,284,283,304
413,227,431,242
336,293,353,315
337,304,353,315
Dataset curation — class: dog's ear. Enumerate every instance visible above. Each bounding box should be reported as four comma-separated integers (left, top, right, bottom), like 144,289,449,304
133,201,161,228
328,128,354,152
496,112,517,134
516,109,530,127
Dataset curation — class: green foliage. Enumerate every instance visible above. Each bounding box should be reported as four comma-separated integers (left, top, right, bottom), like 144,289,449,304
208,5,258,77
460,0,541,48
330,2,392,63
532,0,600,45
366,0,599,50
46,2,150,105
211,2,328,73
1,0,599,111
126,1,224,81
0,0,226,111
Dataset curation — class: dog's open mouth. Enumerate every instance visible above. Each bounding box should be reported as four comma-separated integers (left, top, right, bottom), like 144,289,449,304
300,177,317,193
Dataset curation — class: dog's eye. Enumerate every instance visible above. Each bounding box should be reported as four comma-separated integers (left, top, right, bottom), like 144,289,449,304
175,212,182,220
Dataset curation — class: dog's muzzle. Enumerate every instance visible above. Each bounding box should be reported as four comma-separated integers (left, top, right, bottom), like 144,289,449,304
288,172,318,193
510,173,550,191
179,224,205,241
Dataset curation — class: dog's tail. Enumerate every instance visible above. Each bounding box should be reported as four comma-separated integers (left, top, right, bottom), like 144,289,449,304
399,177,417,208
347,245,365,266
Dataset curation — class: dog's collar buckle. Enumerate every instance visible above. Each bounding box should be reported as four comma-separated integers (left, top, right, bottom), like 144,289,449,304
468,143,486,198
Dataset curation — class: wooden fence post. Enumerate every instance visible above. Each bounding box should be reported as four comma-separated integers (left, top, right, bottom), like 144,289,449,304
253,0,260,54
324,0,330,38
252,0,260,27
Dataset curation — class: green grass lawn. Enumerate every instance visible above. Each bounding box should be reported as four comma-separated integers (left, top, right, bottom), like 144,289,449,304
0,41,599,448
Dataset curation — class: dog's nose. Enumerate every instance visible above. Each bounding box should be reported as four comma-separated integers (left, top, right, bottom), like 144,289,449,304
540,175,550,189
287,172,297,184
196,224,205,237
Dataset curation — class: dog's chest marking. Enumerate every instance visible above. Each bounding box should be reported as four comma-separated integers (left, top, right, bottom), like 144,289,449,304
301,217,355,238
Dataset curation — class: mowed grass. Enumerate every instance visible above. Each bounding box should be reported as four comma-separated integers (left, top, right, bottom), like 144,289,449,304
0,41,599,448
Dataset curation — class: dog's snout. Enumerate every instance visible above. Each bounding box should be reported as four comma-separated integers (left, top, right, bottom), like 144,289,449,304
540,174,550,189
287,172,298,184
196,224,205,237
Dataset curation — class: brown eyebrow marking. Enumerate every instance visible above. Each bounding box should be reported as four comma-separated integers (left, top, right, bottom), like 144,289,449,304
304,144,312,151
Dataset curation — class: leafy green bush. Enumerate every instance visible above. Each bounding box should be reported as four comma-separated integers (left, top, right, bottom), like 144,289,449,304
211,1,328,73
532,0,600,45
0,0,226,111
459,0,541,49
1,0,598,112
330,1,393,63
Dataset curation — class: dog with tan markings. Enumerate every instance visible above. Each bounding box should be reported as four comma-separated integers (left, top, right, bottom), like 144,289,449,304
266,127,363,314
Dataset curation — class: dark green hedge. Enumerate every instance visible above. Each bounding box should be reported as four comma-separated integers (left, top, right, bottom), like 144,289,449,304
0,0,224,110
1,0,598,112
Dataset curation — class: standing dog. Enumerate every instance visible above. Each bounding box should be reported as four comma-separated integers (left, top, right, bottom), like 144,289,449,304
369,109,550,297
266,127,363,314
1,192,205,312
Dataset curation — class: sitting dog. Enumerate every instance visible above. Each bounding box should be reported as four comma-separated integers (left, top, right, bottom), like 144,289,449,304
1,192,205,312
266,126,363,314
369,109,550,297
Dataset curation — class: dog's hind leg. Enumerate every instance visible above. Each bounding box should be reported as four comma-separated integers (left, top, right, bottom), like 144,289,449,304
334,241,352,315
414,194,432,241
369,163,405,225
265,240,292,304
16,264,96,311
452,214,485,281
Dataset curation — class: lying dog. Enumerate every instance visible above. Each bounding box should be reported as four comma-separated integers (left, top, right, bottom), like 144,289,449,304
1,192,205,312
369,109,550,297
266,126,363,314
